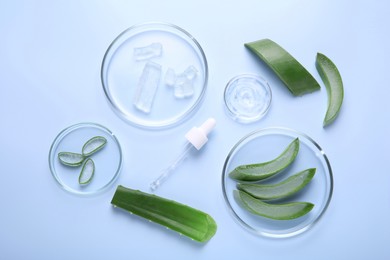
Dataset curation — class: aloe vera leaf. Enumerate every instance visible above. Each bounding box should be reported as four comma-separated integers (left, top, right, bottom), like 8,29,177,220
315,53,344,127
234,190,314,220
245,39,320,96
78,158,95,185
58,152,85,167
82,136,107,157
229,138,300,181
237,168,316,200
111,185,217,243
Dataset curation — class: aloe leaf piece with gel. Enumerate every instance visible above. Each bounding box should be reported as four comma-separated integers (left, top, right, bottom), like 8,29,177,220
82,136,107,157
237,168,316,200
234,190,314,220
58,152,85,167
245,39,320,96
316,52,344,127
78,158,95,185
229,138,300,181
111,185,217,243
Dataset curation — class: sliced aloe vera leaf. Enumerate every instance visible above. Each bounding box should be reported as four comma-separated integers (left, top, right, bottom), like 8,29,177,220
111,185,217,243
237,168,316,200
229,138,300,181
58,152,85,167
245,39,320,96
234,190,314,220
316,52,344,127
78,158,95,185
82,136,107,156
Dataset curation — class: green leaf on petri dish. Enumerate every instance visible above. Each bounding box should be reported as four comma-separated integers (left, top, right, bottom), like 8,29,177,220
237,168,316,200
82,136,107,157
58,152,85,167
229,138,300,181
234,190,314,220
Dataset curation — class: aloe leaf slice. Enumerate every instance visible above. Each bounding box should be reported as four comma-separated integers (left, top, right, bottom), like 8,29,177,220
245,39,320,96
111,185,217,243
316,52,344,127
237,168,316,200
82,136,107,156
78,158,95,185
58,152,85,167
229,138,300,181
234,190,314,220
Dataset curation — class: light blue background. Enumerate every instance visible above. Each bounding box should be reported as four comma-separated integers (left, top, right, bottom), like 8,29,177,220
1,0,389,259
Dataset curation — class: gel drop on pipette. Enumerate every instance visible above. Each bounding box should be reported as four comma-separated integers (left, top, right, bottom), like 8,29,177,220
150,118,216,191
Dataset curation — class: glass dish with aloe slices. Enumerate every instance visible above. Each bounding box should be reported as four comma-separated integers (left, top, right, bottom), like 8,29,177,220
222,127,333,238
48,123,122,196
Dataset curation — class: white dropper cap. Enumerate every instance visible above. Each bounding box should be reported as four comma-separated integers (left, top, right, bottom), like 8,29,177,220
185,118,216,150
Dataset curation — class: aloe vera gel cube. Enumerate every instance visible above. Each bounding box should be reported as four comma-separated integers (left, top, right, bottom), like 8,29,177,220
133,42,162,61
133,61,162,113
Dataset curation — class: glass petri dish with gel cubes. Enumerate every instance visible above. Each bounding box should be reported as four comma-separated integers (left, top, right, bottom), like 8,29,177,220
101,22,208,129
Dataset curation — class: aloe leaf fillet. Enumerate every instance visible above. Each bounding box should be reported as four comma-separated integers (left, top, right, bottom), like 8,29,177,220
82,136,107,156
111,185,217,243
229,138,300,181
316,52,344,127
234,190,314,220
245,39,320,96
58,152,85,167
237,168,316,200
78,158,95,185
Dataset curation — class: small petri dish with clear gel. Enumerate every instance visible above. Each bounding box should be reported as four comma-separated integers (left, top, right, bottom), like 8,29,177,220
224,74,272,123
101,22,208,129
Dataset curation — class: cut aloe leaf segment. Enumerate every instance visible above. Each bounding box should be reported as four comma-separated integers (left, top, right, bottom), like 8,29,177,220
229,138,300,181
234,190,314,220
316,52,344,127
82,136,107,157
78,158,95,185
111,185,217,243
237,168,316,200
58,152,85,167
245,39,320,96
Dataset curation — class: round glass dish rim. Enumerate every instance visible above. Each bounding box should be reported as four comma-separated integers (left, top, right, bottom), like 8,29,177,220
100,21,209,130
221,126,334,238
223,74,272,122
48,122,123,196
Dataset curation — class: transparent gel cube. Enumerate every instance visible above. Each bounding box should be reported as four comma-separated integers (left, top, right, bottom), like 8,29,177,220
133,61,162,113
134,42,163,61
174,74,195,98
170,65,198,98
165,68,176,87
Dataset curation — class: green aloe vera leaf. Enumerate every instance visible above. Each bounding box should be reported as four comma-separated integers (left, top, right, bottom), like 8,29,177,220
237,168,316,200
234,190,314,220
245,39,320,96
316,52,344,127
82,136,107,157
58,152,85,167
111,185,217,243
229,138,300,181
78,158,95,185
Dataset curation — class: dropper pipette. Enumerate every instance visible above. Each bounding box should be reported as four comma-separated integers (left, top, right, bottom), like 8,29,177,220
150,118,216,191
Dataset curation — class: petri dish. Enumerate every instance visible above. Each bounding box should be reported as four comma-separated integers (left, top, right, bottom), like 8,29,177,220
222,127,333,238
224,74,272,123
101,22,208,129
48,123,122,196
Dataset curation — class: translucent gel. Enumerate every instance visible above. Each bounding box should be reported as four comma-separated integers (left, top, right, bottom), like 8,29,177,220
224,75,272,123
133,61,162,113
